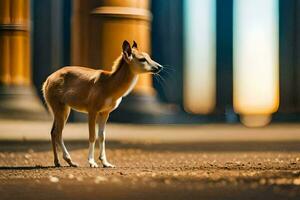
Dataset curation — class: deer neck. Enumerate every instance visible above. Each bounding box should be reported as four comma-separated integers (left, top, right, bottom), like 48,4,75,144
105,58,138,99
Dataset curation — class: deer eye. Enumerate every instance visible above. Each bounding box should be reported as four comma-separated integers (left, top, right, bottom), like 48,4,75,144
138,58,147,62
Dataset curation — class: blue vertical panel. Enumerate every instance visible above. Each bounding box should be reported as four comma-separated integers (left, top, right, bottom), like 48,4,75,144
216,0,234,117
151,0,183,105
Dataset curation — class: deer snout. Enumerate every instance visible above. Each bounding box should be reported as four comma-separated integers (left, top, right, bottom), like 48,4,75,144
151,64,163,74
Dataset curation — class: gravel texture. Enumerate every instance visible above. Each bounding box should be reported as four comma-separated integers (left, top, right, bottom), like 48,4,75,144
1,137,300,200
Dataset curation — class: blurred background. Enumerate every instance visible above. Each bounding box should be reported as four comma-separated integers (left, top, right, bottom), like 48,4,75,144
0,0,299,127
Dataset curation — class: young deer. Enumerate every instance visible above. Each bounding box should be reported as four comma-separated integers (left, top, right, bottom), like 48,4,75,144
42,40,162,168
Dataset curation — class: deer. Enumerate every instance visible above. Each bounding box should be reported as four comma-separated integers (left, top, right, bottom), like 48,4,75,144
42,40,162,168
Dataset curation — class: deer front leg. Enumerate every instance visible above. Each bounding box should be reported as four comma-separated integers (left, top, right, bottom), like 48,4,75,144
88,112,98,168
98,112,115,168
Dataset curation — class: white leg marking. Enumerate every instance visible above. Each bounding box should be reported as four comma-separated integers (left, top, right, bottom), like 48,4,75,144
59,140,70,159
58,138,78,167
98,113,115,168
88,142,98,168
98,130,114,168
99,131,115,167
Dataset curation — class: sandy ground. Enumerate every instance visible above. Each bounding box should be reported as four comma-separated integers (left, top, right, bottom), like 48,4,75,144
1,122,300,200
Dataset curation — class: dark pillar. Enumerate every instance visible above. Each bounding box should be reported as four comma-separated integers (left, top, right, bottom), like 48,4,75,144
295,0,300,112
276,0,300,122
216,0,236,122
278,0,297,113
151,0,183,105
32,0,71,102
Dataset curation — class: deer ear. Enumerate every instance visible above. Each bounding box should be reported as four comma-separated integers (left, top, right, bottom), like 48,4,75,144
132,41,138,49
122,40,132,56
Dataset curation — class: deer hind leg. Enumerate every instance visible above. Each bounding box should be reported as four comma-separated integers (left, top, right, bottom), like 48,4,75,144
50,121,60,167
53,104,78,167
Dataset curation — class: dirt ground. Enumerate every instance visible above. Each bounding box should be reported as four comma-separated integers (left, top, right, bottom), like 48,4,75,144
1,123,300,200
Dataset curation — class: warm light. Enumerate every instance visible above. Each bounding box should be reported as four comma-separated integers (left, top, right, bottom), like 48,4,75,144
183,0,216,114
240,115,272,128
233,0,279,126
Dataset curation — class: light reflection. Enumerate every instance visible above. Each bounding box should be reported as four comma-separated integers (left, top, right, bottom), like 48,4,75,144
233,0,279,126
183,0,216,114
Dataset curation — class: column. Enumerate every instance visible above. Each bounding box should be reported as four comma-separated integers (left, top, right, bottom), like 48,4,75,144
0,0,48,120
183,0,217,114
233,0,279,127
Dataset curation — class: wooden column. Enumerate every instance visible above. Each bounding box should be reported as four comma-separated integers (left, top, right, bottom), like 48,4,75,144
72,0,153,95
93,1,154,95
0,0,48,120
0,0,30,85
